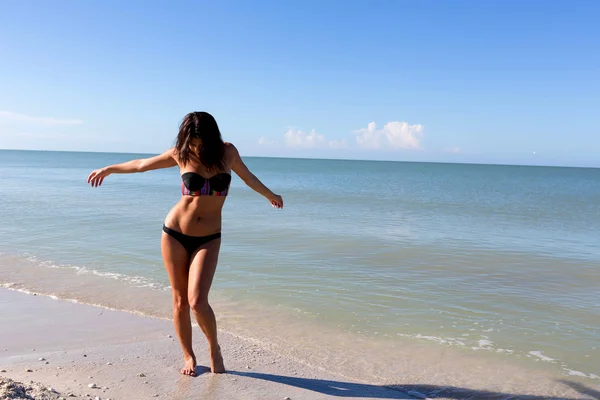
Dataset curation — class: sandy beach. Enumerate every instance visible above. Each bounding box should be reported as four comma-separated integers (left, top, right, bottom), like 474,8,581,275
1,288,598,400
0,288,415,400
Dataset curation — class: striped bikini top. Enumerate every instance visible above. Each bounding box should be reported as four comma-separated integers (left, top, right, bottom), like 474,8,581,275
181,171,231,197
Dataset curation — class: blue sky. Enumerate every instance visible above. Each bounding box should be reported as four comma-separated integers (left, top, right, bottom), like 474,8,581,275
0,0,598,166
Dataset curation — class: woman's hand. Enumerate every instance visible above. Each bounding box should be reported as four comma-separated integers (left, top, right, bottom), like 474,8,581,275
268,193,284,209
87,167,111,187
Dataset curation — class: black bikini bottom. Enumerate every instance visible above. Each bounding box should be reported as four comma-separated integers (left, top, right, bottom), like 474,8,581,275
162,224,221,255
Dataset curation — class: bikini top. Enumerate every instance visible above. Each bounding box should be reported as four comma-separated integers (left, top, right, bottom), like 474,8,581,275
181,171,231,197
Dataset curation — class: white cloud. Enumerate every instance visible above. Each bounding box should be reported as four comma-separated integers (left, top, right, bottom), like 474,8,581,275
0,130,120,143
0,110,83,126
355,121,423,149
284,128,324,148
283,128,344,149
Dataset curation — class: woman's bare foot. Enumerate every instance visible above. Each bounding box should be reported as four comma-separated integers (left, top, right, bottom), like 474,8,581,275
210,346,225,373
181,354,197,376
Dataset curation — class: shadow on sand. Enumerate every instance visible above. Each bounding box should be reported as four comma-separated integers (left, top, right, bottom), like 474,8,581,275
225,370,599,400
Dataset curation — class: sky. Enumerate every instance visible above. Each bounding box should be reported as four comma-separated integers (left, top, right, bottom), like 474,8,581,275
0,0,598,167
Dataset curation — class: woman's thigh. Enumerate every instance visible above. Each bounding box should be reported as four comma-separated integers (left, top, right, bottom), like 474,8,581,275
188,238,221,304
161,232,191,304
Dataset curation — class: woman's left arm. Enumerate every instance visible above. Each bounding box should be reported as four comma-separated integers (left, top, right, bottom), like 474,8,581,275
229,143,283,208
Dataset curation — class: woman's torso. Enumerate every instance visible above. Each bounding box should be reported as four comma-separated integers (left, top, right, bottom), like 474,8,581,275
163,146,233,236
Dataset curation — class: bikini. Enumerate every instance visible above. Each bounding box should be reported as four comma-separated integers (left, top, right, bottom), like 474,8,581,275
162,171,232,255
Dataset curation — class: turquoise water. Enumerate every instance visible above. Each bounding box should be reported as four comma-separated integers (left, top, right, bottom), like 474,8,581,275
0,149,598,383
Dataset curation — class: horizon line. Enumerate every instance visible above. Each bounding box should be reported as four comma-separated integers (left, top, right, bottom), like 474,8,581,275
0,147,598,170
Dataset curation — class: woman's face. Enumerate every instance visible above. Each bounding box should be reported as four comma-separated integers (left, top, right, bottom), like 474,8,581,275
190,138,202,154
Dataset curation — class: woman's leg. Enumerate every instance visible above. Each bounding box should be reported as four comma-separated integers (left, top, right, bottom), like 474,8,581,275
188,238,225,373
161,232,197,376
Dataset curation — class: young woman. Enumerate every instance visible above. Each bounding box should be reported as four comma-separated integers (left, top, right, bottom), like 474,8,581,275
87,111,283,376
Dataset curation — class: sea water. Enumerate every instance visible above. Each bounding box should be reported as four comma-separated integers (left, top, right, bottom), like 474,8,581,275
0,149,598,394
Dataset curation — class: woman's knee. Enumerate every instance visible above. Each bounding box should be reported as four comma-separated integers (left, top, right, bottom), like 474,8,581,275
189,296,209,314
173,292,190,313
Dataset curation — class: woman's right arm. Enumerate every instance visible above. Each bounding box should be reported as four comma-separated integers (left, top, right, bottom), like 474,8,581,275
87,148,177,187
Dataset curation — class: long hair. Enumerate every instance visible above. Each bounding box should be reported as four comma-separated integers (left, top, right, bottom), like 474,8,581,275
175,111,226,171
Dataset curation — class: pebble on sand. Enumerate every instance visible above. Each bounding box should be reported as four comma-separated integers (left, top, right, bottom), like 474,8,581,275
26,369,33,372
137,373,146,377
38,358,46,361
0,369,6,373
0,377,65,400
88,383,98,389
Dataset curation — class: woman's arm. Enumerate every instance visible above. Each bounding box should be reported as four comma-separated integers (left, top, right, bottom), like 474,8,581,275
229,144,283,208
88,148,177,187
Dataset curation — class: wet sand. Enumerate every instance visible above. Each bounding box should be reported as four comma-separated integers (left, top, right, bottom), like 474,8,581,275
1,289,597,400
0,289,414,399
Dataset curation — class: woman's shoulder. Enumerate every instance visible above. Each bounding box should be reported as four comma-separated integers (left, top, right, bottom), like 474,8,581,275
224,142,240,156
223,142,241,167
166,147,182,163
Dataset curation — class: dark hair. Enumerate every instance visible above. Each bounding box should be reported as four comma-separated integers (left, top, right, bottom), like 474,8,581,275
175,111,226,171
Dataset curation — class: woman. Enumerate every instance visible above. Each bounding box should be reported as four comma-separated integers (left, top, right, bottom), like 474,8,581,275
87,111,283,376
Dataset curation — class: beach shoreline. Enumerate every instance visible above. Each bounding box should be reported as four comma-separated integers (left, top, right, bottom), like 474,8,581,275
0,288,414,400
1,288,597,400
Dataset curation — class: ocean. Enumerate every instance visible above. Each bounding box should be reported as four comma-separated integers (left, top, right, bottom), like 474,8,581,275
0,149,598,389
